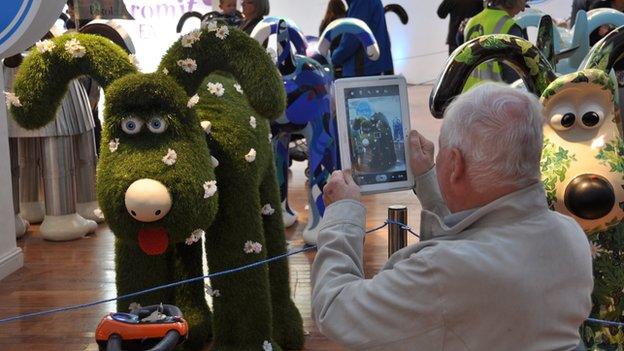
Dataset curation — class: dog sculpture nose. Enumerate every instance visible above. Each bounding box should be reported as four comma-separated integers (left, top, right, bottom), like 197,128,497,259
125,179,172,222
564,174,615,220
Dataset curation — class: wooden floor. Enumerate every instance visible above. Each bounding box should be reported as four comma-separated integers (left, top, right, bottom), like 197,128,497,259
0,86,443,351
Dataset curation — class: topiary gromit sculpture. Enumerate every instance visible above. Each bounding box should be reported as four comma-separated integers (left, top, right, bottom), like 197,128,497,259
10,23,303,351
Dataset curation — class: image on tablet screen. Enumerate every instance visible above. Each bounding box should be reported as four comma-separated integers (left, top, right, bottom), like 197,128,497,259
345,85,407,185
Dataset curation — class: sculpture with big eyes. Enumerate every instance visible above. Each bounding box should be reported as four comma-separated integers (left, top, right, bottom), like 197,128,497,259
430,30,624,233
9,23,303,351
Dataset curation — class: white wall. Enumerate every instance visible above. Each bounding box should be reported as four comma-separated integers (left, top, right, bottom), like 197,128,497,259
118,0,572,81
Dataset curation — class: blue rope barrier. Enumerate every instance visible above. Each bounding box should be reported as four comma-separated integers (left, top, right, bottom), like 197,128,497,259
586,318,624,328
0,220,392,325
1,218,619,332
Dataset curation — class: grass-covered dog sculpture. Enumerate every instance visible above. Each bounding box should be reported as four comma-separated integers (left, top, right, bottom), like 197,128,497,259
10,24,303,351
430,31,624,347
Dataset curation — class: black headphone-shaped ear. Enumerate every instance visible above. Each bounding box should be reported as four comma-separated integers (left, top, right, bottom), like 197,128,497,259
384,4,409,25
176,11,204,33
79,20,135,54
429,35,556,118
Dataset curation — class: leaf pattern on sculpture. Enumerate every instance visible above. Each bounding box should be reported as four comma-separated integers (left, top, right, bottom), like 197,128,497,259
541,139,576,209
596,137,624,177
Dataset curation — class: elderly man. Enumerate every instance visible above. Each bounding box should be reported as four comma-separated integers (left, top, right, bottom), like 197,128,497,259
311,83,593,350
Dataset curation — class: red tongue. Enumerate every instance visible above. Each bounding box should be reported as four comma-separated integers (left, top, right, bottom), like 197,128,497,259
138,228,169,255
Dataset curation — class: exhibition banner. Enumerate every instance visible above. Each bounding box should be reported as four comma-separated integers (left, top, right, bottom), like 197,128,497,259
116,0,214,72
75,0,133,21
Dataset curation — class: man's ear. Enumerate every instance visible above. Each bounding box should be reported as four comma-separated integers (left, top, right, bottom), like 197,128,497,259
449,148,465,184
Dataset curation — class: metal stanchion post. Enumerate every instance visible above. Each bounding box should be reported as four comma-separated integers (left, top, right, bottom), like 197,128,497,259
388,205,408,257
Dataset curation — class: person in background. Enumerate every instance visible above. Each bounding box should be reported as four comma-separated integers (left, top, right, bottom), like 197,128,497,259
571,0,593,26
588,0,624,44
220,0,238,16
239,0,270,35
590,0,624,11
331,0,394,77
462,0,527,90
437,0,484,54
311,83,593,350
319,0,347,77
319,0,347,35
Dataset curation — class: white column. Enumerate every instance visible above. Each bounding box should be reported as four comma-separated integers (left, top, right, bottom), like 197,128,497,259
0,69,23,281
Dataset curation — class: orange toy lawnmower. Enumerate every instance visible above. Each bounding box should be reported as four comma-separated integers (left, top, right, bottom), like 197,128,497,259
95,304,188,351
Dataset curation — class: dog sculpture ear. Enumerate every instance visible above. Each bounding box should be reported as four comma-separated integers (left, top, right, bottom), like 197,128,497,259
318,18,380,61
429,34,557,118
79,20,136,54
250,17,309,55
176,11,204,33
384,4,409,25
536,15,556,67
582,25,624,72
158,22,286,121
9,33,137,130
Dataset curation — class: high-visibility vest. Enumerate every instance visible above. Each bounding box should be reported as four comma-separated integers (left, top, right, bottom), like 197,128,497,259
463,8,517,91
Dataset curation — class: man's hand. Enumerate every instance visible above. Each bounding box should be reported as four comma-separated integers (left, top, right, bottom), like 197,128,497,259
323,170,361,206
408,130,435,177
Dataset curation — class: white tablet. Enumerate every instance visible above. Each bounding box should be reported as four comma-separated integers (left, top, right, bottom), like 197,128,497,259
335,75,414,194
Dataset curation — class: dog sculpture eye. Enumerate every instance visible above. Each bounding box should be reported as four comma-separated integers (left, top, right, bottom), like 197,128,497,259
550,112,576,131
580,111,603,129
147,116,168,134
121,117,144,135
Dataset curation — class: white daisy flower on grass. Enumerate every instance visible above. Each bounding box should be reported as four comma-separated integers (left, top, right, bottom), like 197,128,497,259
162,148,177,166
35,39,55,53
205,21,219,32
4,92,21,108
205,285,221,297
108,138,120,153
207,82,225,97
245,148,256,162
201,120,212,134
215,25,229,40
261,203,275,216
203,180,217,198
187,94,200,108
181,30,202,48
591,242,603,259
65,38,86,58
162,68,169,75
244,240,263,254
177,58,197,73
185,229,205,245
234,83,243,94
249,116,257,129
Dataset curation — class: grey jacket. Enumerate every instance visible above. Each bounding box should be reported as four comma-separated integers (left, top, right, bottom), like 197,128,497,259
311,169,593,350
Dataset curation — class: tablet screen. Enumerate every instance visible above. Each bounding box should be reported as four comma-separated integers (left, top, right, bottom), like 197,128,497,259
344,85,408,185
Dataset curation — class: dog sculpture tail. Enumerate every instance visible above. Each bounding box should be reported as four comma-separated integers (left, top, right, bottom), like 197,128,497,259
159,20,285,121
